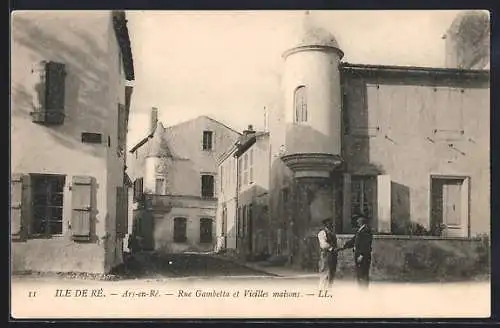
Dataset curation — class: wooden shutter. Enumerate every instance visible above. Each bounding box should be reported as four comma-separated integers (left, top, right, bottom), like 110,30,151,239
11,174,23,240
116,186,129,237
45,62,66,124
376,175,392,233
31,61,47,123
71,176,93,241
134,178,144,201
117,104,126,156
342,173,352,233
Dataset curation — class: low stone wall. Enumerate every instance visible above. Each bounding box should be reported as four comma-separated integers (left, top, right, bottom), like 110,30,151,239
12,238,106,274
299,235,490,282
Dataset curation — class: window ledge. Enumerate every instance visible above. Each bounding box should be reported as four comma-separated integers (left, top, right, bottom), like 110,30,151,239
30,111,66,125
21,234,65,240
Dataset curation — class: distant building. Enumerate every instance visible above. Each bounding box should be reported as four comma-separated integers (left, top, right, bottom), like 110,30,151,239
444,10,490,69
216,126,270,258
215,11,490,268
10,11,135,274
128,112,241,253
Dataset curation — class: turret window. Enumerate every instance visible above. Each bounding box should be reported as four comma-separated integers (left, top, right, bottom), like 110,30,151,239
294,86,308,123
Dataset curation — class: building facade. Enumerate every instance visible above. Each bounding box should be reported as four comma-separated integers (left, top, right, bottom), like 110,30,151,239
10,11,135,274
128,113,241,253
215,11,490,268
216,126,271,258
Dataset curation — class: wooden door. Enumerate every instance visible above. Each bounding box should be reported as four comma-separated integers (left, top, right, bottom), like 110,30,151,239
431,177,466,238
442,179,463,237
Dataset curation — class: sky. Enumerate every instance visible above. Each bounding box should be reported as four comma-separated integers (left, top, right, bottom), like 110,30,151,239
125,10,465,149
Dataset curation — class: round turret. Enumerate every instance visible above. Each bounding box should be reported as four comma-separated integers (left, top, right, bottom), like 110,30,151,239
280,11,344,178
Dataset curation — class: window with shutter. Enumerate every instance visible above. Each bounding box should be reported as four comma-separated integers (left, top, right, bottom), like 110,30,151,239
116,186,128,237
10,173,24,240
71,176,94,241
31,61,67,125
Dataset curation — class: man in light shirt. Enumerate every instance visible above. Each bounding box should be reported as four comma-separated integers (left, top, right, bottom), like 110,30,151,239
317,218,340,290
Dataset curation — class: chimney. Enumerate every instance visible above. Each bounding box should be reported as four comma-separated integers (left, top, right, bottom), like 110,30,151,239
150,107,158,135
243,124,255,136
263,106,269,132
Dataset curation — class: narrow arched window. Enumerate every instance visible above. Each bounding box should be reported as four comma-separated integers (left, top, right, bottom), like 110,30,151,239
294,86,307,123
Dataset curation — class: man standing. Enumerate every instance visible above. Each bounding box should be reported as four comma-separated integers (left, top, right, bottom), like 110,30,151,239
342,214,373,287
317,218,339,290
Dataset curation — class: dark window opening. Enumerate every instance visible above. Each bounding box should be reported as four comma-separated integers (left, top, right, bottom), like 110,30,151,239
133,178,144,201
294,86,307,123
201,174,215,198
202,131,213,151
173,217,187,243
81,132,102,144
32,174,65,236
282,187,289,204
200,218,213,243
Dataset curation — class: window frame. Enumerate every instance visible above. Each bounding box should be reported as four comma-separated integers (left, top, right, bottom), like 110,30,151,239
155,176,165,195
293,85,308,123
31,173,66,238
201,174,215,198
202,130,214,151
350,175,376,219
199,217,214,243
173,217,188,243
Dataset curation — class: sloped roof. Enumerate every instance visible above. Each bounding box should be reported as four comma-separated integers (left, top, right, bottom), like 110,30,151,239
112,11,134,81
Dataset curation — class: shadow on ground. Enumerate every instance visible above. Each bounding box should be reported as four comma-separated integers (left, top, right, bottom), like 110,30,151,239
110,252,277,279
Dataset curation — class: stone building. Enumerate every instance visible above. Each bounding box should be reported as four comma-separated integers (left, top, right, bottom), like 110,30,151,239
216,126,270,258
10,11,134,274
215,11,490,270
128,112,241,253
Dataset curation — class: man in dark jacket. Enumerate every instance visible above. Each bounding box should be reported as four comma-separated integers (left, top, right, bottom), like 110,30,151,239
342,214,373,287
317,218,340,290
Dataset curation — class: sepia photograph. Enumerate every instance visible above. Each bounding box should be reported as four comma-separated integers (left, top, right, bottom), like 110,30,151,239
10,9,491,319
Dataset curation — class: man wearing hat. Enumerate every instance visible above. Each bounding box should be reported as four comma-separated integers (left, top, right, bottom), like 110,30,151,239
341,213,373,287
317,217,340,290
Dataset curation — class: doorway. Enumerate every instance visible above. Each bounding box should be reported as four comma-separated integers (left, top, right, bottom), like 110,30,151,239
430,176,469,238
